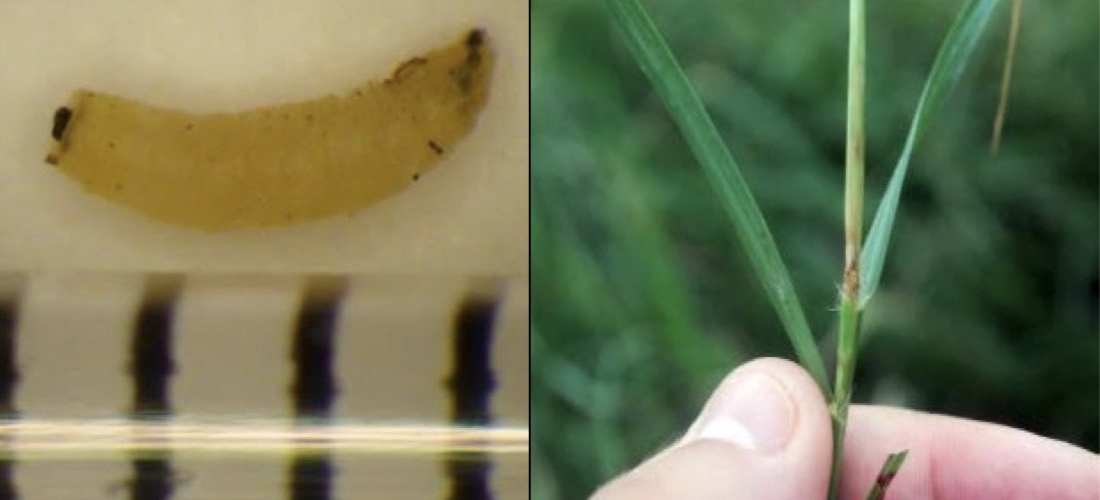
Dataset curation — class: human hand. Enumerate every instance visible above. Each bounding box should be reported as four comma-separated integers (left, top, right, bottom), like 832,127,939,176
591,358,1099,499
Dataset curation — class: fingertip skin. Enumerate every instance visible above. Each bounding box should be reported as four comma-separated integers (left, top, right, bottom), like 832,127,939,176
593,358,835,500
843,405,1100,500
45,28,493,231
593,363,1100,500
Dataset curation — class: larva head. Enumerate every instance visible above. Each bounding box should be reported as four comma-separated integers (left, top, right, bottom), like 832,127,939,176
45,106,75,165
456,29,489,93
51,107,73,141
466,29,484,50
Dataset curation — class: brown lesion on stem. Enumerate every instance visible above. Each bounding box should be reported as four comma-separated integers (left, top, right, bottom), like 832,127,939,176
875,469,898,487
848,127,864,168
842,257,859,299
865,450,909,500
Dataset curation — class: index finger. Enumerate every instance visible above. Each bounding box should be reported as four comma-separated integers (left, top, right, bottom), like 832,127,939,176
841,405,1100,500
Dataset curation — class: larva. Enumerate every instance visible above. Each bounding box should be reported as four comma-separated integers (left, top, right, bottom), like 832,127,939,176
45,29,493,231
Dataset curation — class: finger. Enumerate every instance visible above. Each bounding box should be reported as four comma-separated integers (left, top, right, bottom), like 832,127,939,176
841,405,1100,500
591,358,833,499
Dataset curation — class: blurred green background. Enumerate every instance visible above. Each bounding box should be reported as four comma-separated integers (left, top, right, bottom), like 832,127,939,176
532,0,1098,498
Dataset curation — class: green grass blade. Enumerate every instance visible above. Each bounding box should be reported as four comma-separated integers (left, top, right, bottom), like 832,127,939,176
604,0,831,395
859,0,1002,308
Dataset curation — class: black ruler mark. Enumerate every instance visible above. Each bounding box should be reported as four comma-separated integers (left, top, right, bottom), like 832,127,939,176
128,276,182,500
130,277,182,417
288,277,346,500
127,451,178,500
289,454,335,500
290,278,347,419
445,292,502,500
0,296,19,417
444,450,493,500
0,458,14,500
447,295,500,425
0,281,22,499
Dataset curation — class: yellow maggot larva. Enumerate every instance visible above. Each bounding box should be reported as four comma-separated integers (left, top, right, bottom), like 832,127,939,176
45,29,493,231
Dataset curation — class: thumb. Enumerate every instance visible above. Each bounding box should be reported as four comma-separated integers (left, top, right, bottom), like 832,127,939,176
592,358,834,500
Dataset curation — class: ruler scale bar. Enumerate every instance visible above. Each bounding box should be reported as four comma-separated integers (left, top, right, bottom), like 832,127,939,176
0,272,527,498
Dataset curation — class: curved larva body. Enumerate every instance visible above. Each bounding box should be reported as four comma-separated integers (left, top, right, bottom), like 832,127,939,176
45,29,493,231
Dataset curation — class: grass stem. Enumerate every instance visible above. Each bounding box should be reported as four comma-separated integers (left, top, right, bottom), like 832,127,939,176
829,0,866,497
843,0,866,279
828,296,860,499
